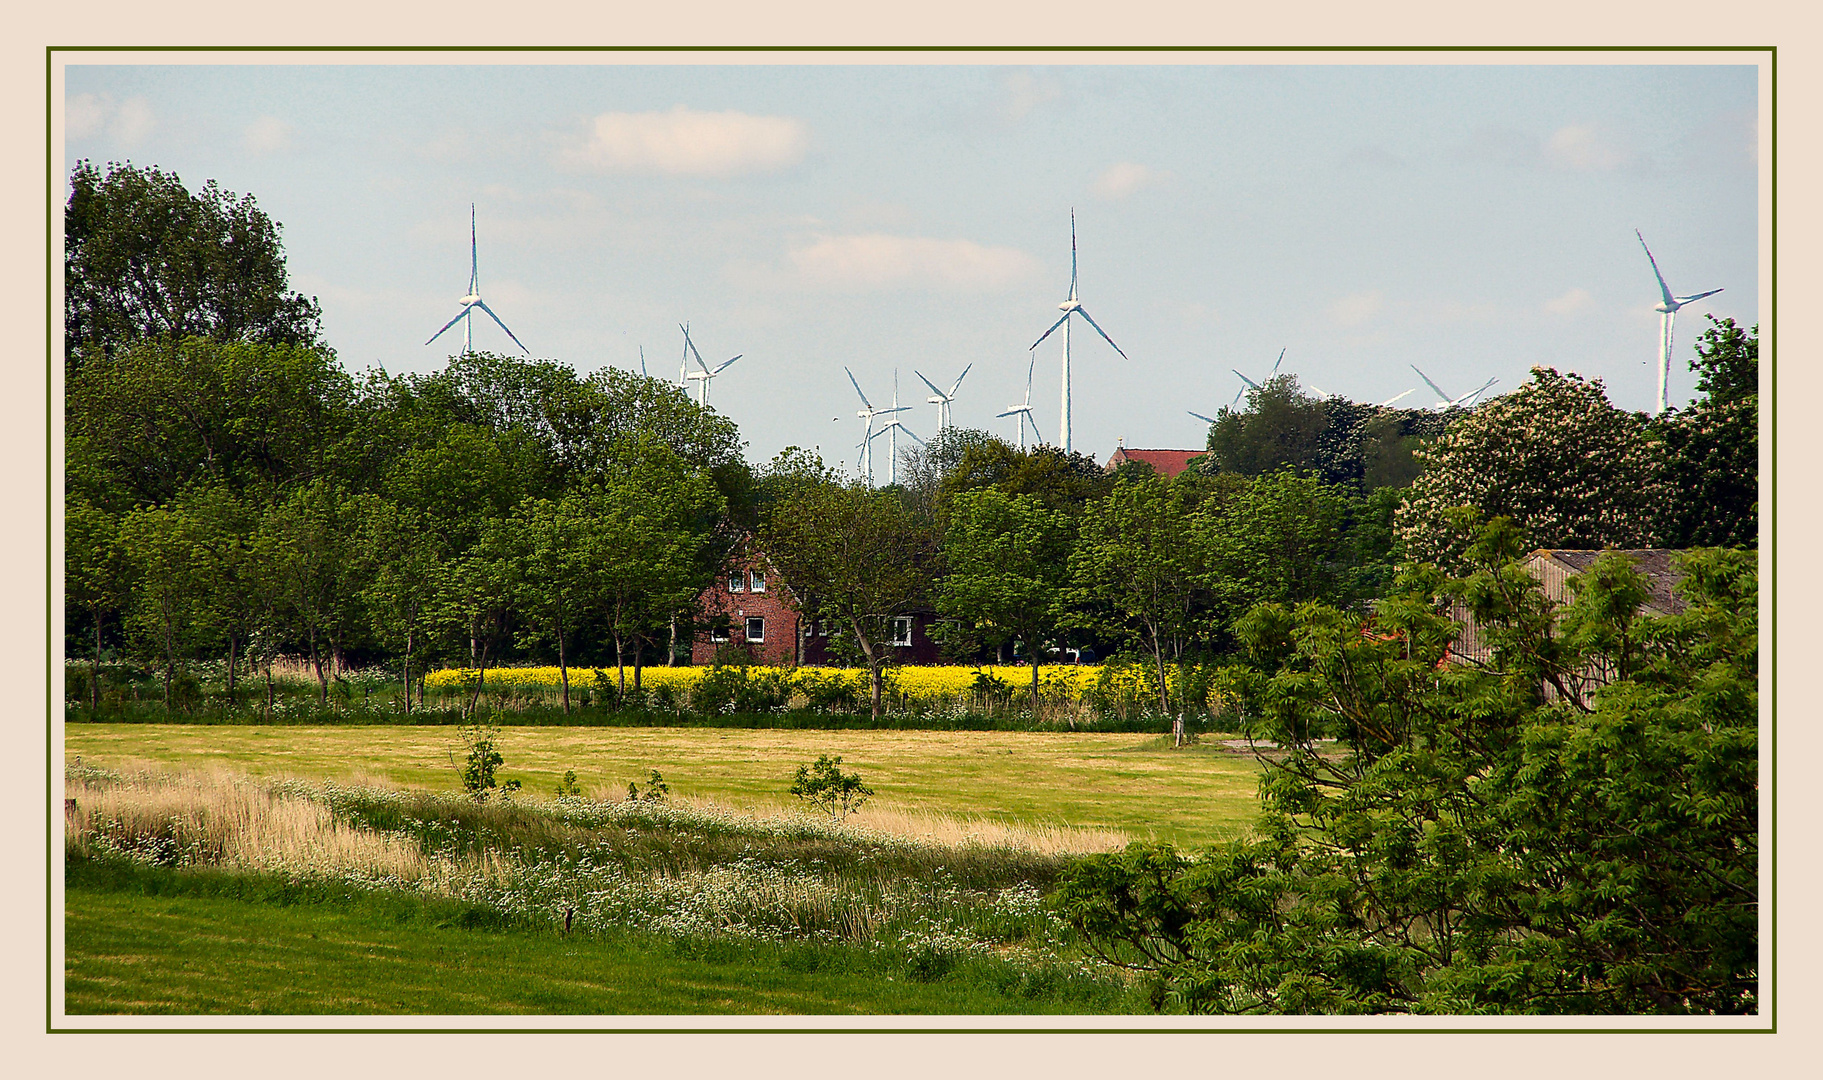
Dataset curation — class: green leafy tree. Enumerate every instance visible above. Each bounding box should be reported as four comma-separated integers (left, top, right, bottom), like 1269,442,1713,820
1652,317,1758,549
790,755,873,823
1396,367,1662,567
116,499,213,709
1203,375,1329,477
1203,470,1352,626
65,497,128,710
762,476,939,717
357,497,446,714
1054,524,1757,1015
1069,475,1212,713
937,488,1076,710
261,481,365,706
64,160,322,368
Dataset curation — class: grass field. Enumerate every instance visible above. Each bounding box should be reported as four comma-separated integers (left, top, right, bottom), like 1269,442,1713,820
65,724,1264,848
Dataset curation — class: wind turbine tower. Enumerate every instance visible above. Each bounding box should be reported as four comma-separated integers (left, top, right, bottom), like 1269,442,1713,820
425,205,529,356
996,352,1043,449
847,367,908,486
1636,229,1724,415
679,324,743,407
1030,210,1129,453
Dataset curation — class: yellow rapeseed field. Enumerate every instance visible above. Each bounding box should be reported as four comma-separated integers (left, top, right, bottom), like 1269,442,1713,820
424,663,1107,701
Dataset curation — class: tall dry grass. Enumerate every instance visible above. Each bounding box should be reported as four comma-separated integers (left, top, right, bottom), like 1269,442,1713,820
65,765,480,883
846,802,1127,856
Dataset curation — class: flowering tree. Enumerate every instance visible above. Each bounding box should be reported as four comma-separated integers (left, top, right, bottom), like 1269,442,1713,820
1396,367,1662,566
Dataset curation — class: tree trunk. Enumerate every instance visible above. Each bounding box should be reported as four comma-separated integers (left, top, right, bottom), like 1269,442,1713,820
668,614,678,667
91,614,102,713
403,624,414,716
1150,630,1169,715
852,618,882,718
264,661,274,715
1030,648,1042,718
464,635,492,720
309,625,328,706
557,621,571,715
615,629,627,697
634,637,643,692
225,634,239,698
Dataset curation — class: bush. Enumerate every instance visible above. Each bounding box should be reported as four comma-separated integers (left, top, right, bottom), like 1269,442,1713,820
790,755,872,823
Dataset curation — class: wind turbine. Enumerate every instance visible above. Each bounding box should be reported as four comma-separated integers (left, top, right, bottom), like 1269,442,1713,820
869,371,924,486
425,204,529,356
847,367,909,486
680,324,742,407
1411,365,1498,410
1376,388,1418,408
1229,348,1287,407
997,352,1043,449
914,364,972,431
1636,229,1724,415
1030,210,1129,453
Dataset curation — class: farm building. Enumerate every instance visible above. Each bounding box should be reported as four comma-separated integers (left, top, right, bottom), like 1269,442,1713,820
1103,444,1205,478
690,541,943,667
1450,549,1691,688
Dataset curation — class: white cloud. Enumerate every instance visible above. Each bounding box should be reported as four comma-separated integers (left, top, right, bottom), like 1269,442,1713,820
244,115,292,154
1003,70,1062,122
1543,124,1633,172
1329,290,1384,326
559,106,807,177
1544,287,1595,315
775,234,1042,292
1092,162,1160,200
64,93,155,146
66,93,108,138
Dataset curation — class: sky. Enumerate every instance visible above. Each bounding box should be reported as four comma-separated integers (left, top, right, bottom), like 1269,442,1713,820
60,56,1761,475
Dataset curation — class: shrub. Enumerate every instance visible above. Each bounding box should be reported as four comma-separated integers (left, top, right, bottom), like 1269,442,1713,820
790,755,872,823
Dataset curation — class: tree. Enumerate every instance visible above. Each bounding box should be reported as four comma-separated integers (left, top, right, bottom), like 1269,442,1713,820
761,477,939,717
1069,475,1212,714
116,498,213,709
65,497,128,710
1202,375,1329,477
1203,470,1352,625
1053,523,1757,1015
65,160,321,368
261,481,365,706
790,755,873,823
358,497,447,714
937,488,1076,711
1652,317,1758,549
1396,367,1662,567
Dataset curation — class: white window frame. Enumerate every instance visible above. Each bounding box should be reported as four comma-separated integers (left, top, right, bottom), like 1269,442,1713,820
746,616,765,643
749,569,766,592
710,624,730,643
891,616,913,647
728,571,746,593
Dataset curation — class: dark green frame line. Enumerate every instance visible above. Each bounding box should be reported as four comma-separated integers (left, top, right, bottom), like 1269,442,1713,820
43,42,1777,1036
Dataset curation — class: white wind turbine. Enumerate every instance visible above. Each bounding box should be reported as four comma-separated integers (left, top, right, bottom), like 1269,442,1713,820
867,370,924,486
997,352,1043,449
1030,210,1129,452
679,323,742,407
1637,229,1724,415
1229,348,1287,407
847,367,909,486
914,364,972,431
1411,364,1498,410
425,205,530,356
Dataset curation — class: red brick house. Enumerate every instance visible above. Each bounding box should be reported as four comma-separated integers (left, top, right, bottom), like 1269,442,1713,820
691,542,944,666
1104,444,1205,478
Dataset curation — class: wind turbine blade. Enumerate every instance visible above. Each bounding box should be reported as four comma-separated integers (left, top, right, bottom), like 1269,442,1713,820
1024,355,1036,404
948,363,972,396
1410,364,1451,403
1069,208,1079,299
996,407,1026,418
913,370,947,398
1457,377,1499,406
425,304,472,346
1074,307,1129,359
469,204,478,294
845,366,874,410
1030,312,1069,350
1232,369,1261,390
713,354,743,375
1636,229,1677,308
639,346,647,377
1187,410,1218,425
1270,347,1286,375
1377,388,1417,408
473,300,529,354
893,424,926,445
1026,413,1043,443
1674,287,1724,304
1308,384,1329,398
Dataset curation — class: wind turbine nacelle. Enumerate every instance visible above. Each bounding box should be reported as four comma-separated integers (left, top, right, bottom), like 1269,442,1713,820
458,293,481,306
1655,301,1678,314
686,371,711,381
1058,300,1081,312
927,395,947,405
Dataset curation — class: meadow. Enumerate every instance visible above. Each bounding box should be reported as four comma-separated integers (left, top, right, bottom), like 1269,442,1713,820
64,723,1266,1015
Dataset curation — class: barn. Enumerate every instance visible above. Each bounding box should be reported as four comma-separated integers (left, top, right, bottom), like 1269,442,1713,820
1103,444,1206,478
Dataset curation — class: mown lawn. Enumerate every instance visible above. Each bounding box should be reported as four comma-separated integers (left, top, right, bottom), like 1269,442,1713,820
65,724,1264,847
65,864,1127,1015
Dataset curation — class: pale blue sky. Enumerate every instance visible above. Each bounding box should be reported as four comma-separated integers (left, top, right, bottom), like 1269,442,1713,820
62,58,1760,471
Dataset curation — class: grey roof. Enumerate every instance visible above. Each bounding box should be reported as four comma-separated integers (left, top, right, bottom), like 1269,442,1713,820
1528,549,1690,615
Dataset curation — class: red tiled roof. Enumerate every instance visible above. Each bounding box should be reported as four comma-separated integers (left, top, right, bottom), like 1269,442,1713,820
1104,447,1204,478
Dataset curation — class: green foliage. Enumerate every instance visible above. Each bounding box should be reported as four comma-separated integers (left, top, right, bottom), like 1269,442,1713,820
1054,525,1758,1015
1652,317,1758,549
1396,366,1663,566
64,160,322,369
555,769,583,797
625,769,670,803
1203,375,1329,477
455,720,507,798
790,755,873,823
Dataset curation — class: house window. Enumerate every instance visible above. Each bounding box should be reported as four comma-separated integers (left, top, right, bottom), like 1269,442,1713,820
728,571,745,592
746,616,765,643
817,620,830,637
749,569,766,592
891,616,913,647
710,624,730,643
